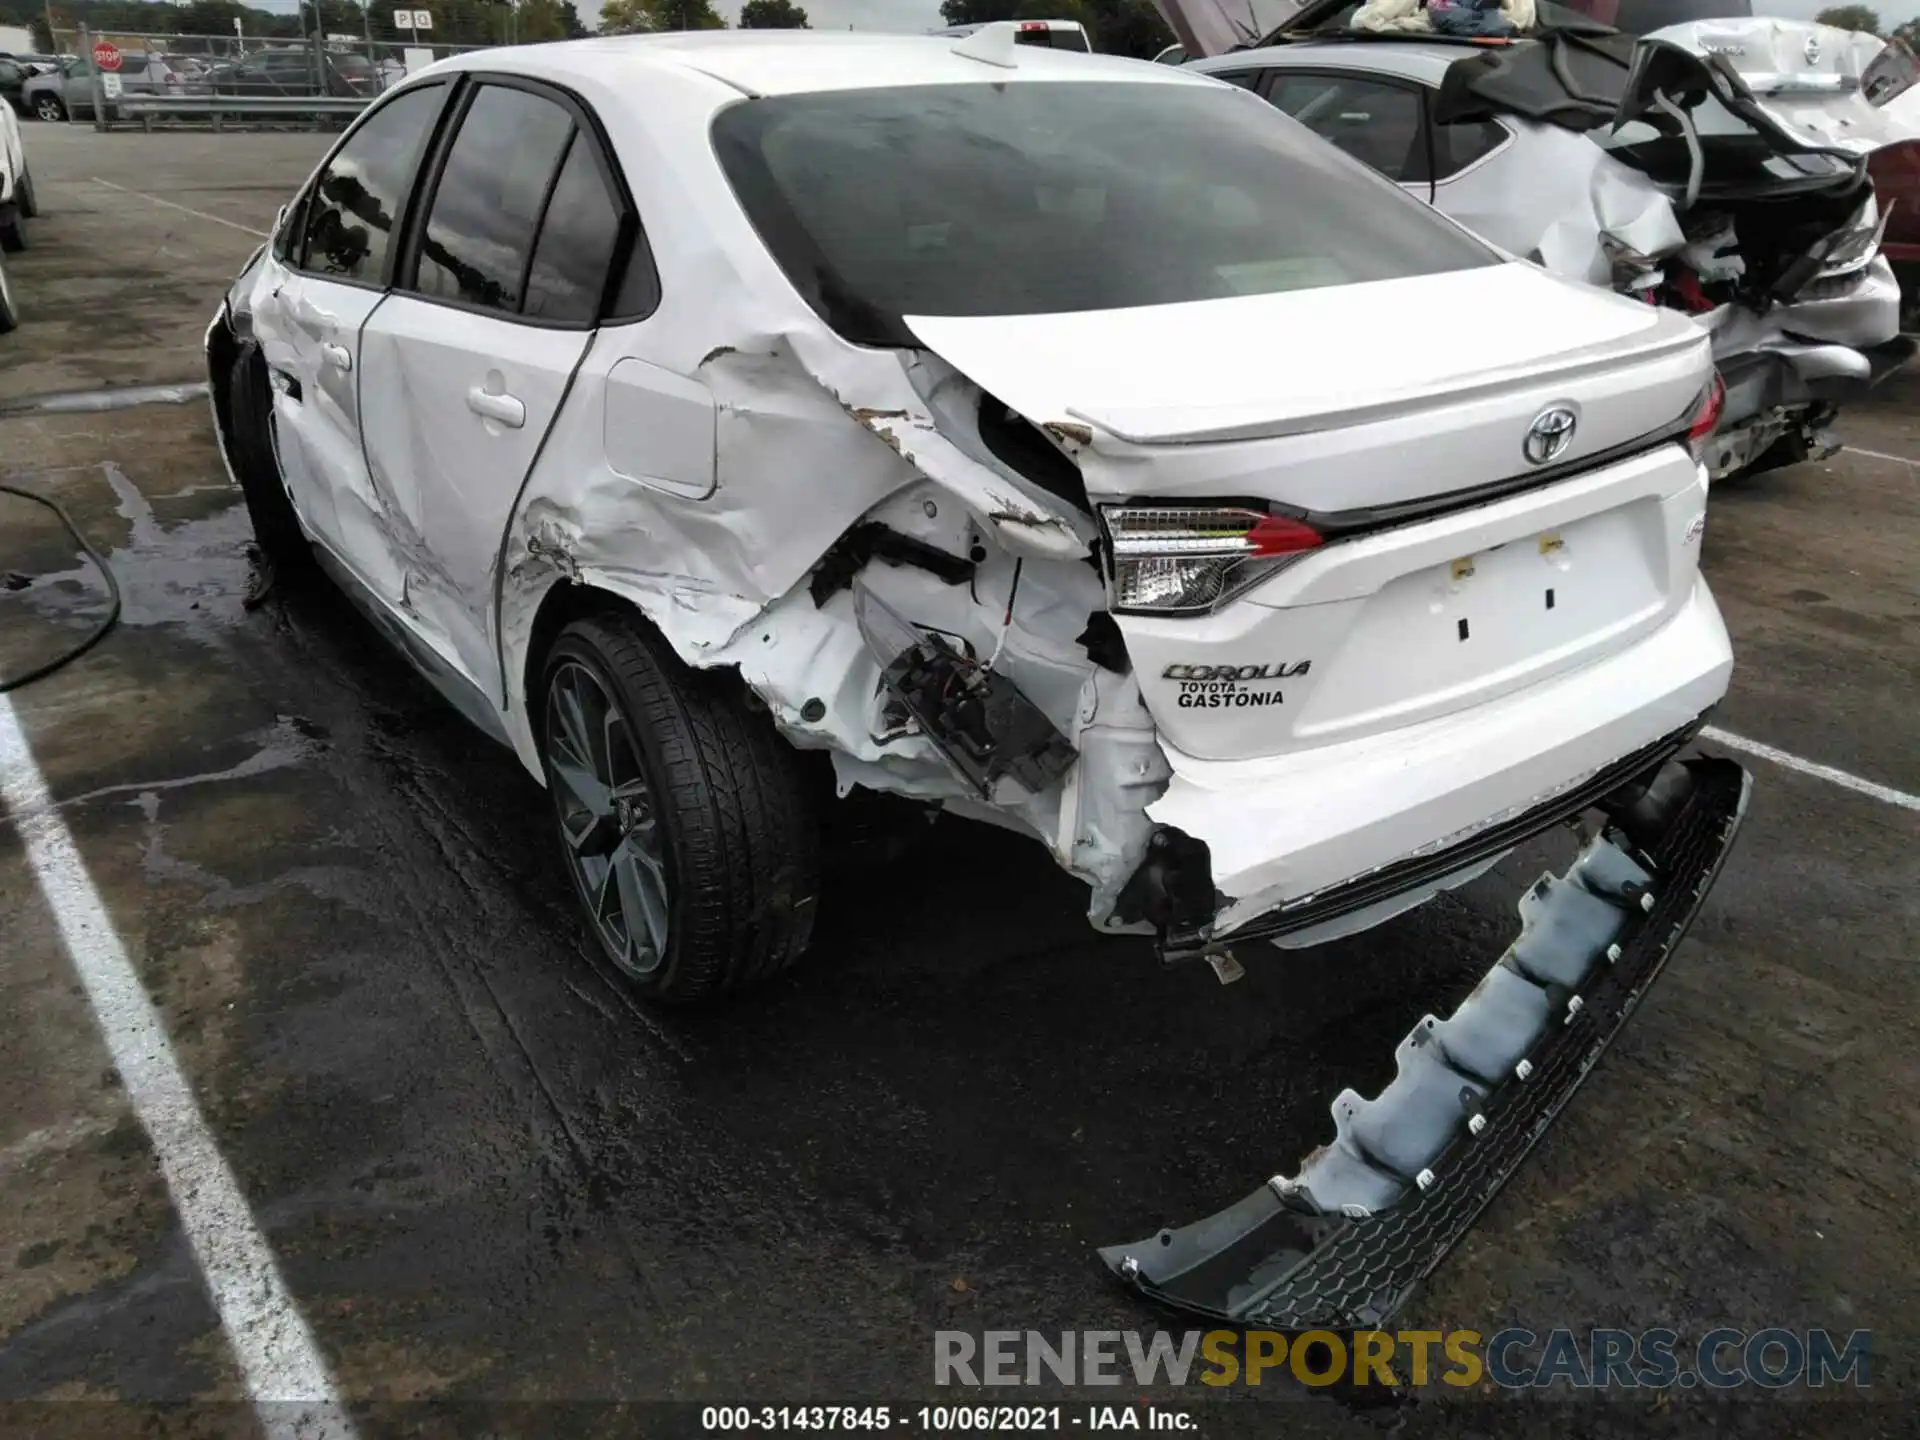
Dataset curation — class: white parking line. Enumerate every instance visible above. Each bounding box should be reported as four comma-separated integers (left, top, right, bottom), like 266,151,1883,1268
1702,725,1920,813
91,177,270,239
1843,445,1918,468
0,697,355,1438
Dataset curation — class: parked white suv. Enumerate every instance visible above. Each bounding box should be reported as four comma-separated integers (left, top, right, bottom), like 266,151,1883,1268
0,92,32,310
207,25,1752,1329
933,18,1092,50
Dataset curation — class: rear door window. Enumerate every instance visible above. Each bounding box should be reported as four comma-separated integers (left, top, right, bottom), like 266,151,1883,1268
1434,117,1507,178
522,134,627,323
408,83,575,315
1261,70,1431,184
295,82,446,284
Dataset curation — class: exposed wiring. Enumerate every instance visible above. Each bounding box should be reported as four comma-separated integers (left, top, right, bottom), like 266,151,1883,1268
0,483,122,693
984,557,1024,674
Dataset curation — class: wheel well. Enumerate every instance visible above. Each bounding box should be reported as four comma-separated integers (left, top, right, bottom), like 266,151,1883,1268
207,308,240,457
518,579,839,802
520,580,634,725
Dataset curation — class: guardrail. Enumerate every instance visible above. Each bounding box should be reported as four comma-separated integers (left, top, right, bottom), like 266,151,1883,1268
110,93,373,131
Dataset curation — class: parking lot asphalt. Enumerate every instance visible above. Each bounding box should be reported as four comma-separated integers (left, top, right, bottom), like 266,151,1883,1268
1,126,1916,1437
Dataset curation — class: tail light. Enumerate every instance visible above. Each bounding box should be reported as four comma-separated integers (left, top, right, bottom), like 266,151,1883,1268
1018,20,1048,29
1687,374,1725,462
1101,504,1322,615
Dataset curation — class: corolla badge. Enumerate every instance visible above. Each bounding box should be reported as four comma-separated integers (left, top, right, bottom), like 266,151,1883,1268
1523,406,1578,465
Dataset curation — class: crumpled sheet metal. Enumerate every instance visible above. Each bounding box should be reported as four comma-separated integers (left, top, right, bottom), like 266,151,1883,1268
495,318,1156,923
1624,20,1920,159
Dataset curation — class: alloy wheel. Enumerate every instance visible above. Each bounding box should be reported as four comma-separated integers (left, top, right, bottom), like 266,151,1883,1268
545,659,672,978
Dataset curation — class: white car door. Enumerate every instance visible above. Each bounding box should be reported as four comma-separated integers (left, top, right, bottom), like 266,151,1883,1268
357,79,639,699
251,80,450,604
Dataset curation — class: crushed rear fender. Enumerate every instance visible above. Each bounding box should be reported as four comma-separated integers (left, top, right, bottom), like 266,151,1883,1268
1100,755,1751,1329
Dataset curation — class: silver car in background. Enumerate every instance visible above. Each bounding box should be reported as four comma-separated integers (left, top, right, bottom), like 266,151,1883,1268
20,51,185,121
1176,3,1918,480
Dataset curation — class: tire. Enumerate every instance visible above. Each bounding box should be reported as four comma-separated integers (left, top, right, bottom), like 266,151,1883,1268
541,612,820,1004
0,203,23,254
17,167,35,219
225,341,316,580
0,251,17,335
32,94,63,123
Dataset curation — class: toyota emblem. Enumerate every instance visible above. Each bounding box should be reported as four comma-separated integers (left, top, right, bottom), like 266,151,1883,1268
1523,406,1577,465
1804,33,1822,64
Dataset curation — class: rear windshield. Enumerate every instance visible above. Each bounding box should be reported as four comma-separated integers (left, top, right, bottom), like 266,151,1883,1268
711,81,1496,346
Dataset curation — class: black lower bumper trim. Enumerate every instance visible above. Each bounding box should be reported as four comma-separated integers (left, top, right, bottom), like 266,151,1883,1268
1101,755,1752,1329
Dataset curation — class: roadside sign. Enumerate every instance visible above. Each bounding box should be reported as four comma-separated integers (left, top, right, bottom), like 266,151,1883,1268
412,10,434,29
100,71,122,98
394,8,433,30
92,40,122,71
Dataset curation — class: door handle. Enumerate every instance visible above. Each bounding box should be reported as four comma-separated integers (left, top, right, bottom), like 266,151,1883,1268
466,387,525,429
320,342,352,372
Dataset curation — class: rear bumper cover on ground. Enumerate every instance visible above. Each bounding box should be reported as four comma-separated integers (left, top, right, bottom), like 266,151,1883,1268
1100,755,1751,1329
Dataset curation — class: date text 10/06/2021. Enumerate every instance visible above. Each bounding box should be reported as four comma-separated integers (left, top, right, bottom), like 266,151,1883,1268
702,1408,1191,1431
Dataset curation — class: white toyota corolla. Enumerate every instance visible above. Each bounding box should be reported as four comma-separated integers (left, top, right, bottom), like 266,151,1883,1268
209,26,1752,1327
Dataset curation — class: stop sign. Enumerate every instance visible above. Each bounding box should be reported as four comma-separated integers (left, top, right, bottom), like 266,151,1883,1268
92,41,122,72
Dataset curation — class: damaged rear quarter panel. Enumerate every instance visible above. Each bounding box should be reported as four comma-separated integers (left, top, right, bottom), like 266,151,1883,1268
492,66,1102,791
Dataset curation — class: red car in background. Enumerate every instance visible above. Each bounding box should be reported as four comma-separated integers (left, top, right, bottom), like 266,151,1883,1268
1867,40,1920,325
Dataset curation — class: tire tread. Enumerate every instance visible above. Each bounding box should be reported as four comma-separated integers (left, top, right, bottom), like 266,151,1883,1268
550,612,819,1003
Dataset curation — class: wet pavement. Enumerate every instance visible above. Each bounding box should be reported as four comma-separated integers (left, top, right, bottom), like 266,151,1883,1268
1,127,1916,1437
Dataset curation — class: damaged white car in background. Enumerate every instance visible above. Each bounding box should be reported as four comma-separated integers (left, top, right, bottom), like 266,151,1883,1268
1181,5,1920,481
208,26,1752,1328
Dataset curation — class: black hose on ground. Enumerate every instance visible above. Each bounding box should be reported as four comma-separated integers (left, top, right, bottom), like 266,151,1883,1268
0,482,121,693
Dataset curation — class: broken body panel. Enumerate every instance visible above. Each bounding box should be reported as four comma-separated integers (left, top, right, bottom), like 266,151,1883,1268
1185,17,1920,479
208,32,1750,1329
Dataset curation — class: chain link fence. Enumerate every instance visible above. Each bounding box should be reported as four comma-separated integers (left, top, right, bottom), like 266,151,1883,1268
28,26,505,129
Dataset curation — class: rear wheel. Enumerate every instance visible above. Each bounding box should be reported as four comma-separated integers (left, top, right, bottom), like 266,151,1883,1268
541,613,820,1004
17,167,36,218
0,202,24,253
225,341,316,582
32,94,63,123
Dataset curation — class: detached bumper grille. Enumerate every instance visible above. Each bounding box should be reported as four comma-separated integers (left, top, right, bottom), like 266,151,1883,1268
1102,755,1752,1330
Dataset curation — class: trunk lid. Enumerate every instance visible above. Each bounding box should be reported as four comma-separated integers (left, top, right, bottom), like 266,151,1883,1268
1617,20,1920,159
905,261,1698,454
910,264,1713,764
1146,0,1301,59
